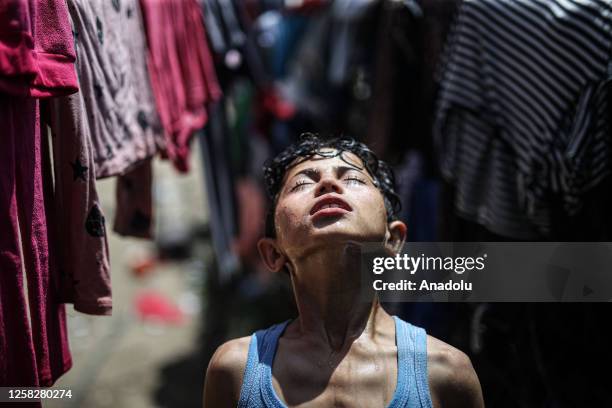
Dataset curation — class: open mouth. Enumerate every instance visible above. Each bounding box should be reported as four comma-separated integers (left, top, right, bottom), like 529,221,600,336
310,196,352,217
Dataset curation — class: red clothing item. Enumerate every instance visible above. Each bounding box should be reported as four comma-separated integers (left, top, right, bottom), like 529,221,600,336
0,0,78,97
0,97,72,388
139,0,221,172
0,0,78,389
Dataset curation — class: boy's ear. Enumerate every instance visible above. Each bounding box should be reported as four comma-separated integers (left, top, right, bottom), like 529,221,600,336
257,238,288,273
386,220,407,254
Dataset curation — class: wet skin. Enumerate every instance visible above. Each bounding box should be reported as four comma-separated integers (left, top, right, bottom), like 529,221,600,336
204,151,485,407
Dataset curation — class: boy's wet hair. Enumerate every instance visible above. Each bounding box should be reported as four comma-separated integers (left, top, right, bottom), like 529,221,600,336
263,133,401,238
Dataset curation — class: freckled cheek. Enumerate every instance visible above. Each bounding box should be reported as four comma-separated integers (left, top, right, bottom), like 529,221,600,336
274,201,310,239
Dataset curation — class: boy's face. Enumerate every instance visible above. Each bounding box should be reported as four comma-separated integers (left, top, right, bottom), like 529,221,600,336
272,149,391,258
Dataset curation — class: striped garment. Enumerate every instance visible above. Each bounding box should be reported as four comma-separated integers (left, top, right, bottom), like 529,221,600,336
435,0,612,239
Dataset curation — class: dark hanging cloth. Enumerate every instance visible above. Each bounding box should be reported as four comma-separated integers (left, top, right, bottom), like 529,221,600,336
199,101,240,282
113,159,154,239
435,0,612,239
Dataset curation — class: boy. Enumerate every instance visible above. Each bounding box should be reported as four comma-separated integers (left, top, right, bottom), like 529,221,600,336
204,134,484,407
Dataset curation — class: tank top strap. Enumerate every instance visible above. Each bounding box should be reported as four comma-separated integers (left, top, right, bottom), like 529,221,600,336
259,321,290,366
393,316,434,408
237,332,261,408
237,320,291,408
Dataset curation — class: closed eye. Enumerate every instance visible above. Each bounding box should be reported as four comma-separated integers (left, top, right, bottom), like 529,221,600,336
344,176,366,185
290,180,313,192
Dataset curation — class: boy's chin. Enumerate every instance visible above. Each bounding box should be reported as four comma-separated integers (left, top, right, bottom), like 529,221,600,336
308,226,385,245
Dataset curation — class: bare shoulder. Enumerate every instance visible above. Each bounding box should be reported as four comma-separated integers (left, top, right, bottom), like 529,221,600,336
426,335,485,408
203,336,251,408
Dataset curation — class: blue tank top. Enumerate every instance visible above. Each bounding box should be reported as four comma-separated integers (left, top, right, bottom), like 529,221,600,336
237,316,434,408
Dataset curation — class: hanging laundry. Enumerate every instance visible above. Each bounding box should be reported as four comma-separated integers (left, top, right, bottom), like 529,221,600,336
62,0,164,179
435,0,612,239
366,0,427,163
0,0,78,388
201,0,229,55
0,0,78,96
199,105,240,281
44,93,113,316
40,0,161,316
328,0,378,86
283,0,329,13
140,0,222,172
0,97,73,390
114,158,154,239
